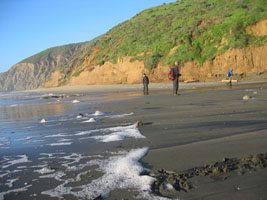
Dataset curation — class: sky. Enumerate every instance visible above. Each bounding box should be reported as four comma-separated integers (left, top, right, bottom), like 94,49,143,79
0,0,176,73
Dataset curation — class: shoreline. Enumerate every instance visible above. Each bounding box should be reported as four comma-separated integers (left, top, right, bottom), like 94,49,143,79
17,79,266,93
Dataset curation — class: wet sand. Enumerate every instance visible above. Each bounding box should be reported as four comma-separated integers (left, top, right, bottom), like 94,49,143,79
2,80,267,199
92,81,267,199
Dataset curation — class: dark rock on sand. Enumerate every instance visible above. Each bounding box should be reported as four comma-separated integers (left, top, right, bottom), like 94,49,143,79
41,94,78,99
134,121,143,126
150,152,267,197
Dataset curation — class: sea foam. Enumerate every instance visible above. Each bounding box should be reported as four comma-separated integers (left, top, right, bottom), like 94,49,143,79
0,185,32,200
41,148,161,199
47,142,72,146
91,125,145,142
1,155,31,169
107,112,134,118
75,125,145,142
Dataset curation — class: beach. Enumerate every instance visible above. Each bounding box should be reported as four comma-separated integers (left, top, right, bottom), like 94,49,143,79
0,80,267,200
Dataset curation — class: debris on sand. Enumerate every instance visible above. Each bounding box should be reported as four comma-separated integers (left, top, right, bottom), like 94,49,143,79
34,167,55,174
93,110,104,116
134,121,143,127
150,152,267,197
72,100,80,103
40,118,46,123
41,94,78,99
76,113,84,118
242,95,251,100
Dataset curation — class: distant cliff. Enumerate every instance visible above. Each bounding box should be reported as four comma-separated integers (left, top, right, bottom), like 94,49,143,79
0,42,93,91
0,0,266,91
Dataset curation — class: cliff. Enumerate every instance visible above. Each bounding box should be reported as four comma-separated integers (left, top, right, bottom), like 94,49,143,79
0,0,266,91
0,42,92,91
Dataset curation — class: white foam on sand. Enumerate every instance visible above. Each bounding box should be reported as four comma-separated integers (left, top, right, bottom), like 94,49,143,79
0,172,9,178
90,125,145,143
72,100,80,103
75,125,145,143
47,142,72,146
5,178,19,188
0,137,8,142
0,185,32,200
82,118,97,123
92,110,104,116
45,133,70,138
41,148,167,200
40,171,66,181
40,152,66,157
14,136,37,141
0,137,10,147
57,139,72,142
38,152,66,160
34,167,55,174
107,112,134,118
1,155,31,169
60,153,87,170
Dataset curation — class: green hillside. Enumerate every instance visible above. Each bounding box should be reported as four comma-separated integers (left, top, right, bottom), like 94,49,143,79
20,41,90,65
1,0,266,91
18,0,267,73
89,0,266,69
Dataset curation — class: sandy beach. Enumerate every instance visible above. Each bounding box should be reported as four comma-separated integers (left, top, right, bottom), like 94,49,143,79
1,80,267,200
93,81,267,199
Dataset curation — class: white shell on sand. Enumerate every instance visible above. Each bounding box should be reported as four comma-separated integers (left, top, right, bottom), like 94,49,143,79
94,110,104,116
40,118,46,123
72,100,80,103
88,118,96,122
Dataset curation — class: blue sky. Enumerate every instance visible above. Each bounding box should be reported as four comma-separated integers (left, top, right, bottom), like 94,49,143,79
0,0,175,73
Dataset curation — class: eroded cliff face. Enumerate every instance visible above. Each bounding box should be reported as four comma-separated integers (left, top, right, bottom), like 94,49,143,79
1,20,266,91
0,54,66,91
180,45,267,82
2,44,267,91
45,20,267,87
44,45,267,87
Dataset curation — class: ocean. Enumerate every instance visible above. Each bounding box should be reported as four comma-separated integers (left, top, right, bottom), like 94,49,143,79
0,91,169,200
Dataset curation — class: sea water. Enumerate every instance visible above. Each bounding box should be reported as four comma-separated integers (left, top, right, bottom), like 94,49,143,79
0,91,172,200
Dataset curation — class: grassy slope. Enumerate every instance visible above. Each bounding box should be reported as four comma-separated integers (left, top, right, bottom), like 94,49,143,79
18,0,267,74
20,41,90,65
91,0,267,69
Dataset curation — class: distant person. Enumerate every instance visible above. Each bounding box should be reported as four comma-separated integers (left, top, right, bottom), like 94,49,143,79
143,73,149,95
168,61,181,95
227,69,233,87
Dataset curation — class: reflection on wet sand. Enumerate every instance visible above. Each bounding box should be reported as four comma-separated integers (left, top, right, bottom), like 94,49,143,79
0,103,73,121
99,82,267,98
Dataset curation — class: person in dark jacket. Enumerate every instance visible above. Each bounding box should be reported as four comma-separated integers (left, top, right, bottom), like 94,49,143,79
142,73,149,95
170,61,181,95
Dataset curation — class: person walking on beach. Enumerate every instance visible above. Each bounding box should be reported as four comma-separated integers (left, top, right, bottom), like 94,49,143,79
143,73,149,95
227,69,233,88
168,61,181,96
